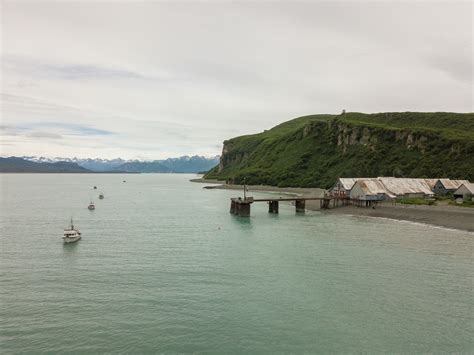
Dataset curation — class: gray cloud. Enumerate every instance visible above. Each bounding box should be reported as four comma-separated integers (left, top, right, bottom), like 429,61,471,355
426,54,473,83
0,125,21,136
2,55,172,82
28,131,63,139
30,123,115,136
1,1,472,159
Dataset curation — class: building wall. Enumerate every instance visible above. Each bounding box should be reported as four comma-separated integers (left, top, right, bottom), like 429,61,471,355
350,183,385,201
404,193,426,199
349,183,365,200
330,180,349,197
433,181,449,195
330,181,343,193
464,193,473,201
453,185,473,201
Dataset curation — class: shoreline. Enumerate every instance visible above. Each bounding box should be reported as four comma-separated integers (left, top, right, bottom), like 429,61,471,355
322,204,474,233
192,178,474,233
190,177,326,197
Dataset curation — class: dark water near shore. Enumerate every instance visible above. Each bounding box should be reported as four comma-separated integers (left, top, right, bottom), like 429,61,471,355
1,174,472,353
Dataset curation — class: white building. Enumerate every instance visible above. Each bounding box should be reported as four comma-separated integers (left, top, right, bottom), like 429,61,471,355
350,178,396,201
453,183,474,201
329,178,359,197
377,177,435,199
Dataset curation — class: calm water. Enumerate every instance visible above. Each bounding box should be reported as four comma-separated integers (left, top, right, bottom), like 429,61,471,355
1,174,472,353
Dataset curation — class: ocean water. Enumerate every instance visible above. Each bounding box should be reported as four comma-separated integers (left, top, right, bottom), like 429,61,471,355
0,174,472,353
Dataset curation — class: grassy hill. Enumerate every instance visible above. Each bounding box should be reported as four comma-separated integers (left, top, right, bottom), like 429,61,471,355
205,112,474,188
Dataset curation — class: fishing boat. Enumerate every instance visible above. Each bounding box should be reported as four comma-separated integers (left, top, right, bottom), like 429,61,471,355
99,193,104,199
88,201,95,210
63,218,81,243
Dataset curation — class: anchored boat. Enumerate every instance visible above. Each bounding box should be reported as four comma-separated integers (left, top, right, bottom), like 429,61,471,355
88,201,95,210
99,193,104,199
63,218,81,243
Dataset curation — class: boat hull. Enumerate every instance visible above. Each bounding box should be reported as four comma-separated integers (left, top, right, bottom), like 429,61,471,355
63,235,81,243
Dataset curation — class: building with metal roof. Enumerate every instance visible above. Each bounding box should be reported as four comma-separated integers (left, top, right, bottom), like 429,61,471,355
433,179,470,195
337,176,469,201
377,177,435,198
350,178,396,201
329,178,360,196
453,183,474,201
424,179,439,190
348,177,439,202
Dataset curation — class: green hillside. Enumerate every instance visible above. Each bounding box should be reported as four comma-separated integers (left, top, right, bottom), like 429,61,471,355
205,112,474,188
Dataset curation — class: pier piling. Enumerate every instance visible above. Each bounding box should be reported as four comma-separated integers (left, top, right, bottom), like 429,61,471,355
295,199,306,212
268,200,279,213
230,197,252,217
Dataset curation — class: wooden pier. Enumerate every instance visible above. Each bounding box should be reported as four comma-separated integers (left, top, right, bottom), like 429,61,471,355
230,196,348,216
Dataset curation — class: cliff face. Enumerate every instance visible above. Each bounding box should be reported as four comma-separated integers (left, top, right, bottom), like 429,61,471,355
335,123,430,153
206,112,474,188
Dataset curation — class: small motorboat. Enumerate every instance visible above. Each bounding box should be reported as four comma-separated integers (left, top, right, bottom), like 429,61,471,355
63,218,81,243
98,193,104,199
93,186,97,189
88,201,95,210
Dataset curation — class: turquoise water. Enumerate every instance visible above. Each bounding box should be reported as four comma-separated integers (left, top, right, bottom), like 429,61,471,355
1,174,472,353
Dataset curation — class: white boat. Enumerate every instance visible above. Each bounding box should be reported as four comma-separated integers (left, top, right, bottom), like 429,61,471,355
88,201,95,210
63,218,81,243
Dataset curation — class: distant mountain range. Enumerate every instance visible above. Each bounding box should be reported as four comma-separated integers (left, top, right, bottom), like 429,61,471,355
1,155,220,173
0,157,92,173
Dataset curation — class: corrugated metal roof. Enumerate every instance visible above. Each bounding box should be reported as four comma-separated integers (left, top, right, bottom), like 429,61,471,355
345,177,470,198
455,182,474,194
424,179,438,190
438,179,470,190
338,178,359,190
356,178,396,198
378,177,434,196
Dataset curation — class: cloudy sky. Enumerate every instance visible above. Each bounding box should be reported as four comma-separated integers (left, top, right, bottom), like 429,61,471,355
1,1,472,159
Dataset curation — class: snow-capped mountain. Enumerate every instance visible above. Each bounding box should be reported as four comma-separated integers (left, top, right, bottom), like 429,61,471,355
21,155,220,173
22,156,129,171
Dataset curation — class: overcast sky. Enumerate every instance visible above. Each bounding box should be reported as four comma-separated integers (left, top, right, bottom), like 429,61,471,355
1,1,472,159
